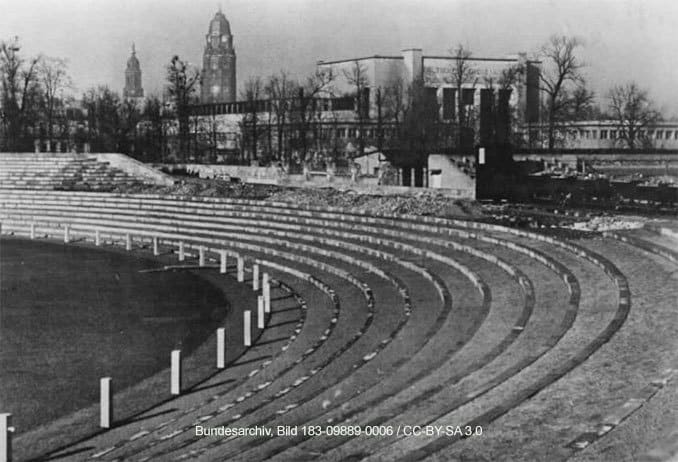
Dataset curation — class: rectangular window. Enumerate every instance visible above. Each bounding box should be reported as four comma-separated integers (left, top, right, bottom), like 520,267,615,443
600,130,608,139
462,88,475,105
425,87,438,105
591,130,598,139
442,88,455,119
656,130,664,139
610,130,617,139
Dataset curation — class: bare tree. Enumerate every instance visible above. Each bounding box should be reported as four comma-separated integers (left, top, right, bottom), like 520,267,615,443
166,55,200,161
448,44,478,150
240,76,264,163
344,60,369,156
141,95,166,161
290,68,334,160
398,78,440,165
539,35,586,151
82,86,121,152
37,56,72,149
265,70,294,162
608,82,661,149
0,36,41,151
383,75,407,137
117,98,141,156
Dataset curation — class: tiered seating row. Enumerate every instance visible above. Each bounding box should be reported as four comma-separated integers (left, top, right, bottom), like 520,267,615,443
0,154,145,191
0,189,646,462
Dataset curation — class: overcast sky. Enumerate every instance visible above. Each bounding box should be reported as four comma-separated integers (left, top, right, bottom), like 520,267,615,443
2,0,678,115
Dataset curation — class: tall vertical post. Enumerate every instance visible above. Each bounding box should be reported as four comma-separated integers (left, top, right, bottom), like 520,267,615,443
178,242,185,262
153,237,159,256
64,225,70,243
100,377,112,429
263,273,271,313
252,264,260,291
171,350,181,395
410,168,416,187
237,257,244,282
0,413,12,462
243,310,252,347
125,234,132,251
220,250,227,274
199,246,206,267
30,223,35,239
95,229,101,246
257,295,265,329
216,327,226,369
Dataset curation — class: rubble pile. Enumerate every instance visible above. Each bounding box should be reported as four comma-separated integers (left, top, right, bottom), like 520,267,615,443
266,188,484,218
109,178,279,199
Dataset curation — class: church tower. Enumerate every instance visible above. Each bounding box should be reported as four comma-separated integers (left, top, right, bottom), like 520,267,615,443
123,43,144,102
201,9,236,103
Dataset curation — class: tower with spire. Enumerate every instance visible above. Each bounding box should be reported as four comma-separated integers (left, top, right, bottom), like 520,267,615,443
123,43,144,102
201,8,236,103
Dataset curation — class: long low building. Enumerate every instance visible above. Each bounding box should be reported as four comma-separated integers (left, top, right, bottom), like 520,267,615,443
526,120,678,150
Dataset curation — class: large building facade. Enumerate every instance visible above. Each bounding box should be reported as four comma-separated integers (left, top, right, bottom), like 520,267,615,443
187,47,541,165
316,48,541,128
201,10,237,104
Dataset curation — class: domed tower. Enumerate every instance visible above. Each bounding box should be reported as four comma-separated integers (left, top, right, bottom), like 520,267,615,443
201,9,236,103
123,43,144,101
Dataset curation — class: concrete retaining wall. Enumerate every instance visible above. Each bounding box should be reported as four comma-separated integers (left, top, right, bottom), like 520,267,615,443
95,154,175,186
158,163,475,198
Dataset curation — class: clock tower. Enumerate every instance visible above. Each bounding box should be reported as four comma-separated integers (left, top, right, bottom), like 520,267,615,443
201,9,236,103
123,43,144,102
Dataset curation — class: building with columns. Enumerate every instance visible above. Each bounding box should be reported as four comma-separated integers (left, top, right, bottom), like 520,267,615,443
123,44,144,103
316,48,541,128
201,9,237,104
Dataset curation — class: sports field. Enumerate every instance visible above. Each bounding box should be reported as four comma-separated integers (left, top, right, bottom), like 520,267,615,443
0,238,228,432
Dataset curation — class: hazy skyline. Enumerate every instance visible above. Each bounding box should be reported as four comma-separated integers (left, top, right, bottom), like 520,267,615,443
2,0,678,115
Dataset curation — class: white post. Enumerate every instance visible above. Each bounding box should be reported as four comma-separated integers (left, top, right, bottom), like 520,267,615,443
220,250,227,274
171,350,181,395
257,295,265,329
216,327,226,369
178,242,185,262
199,246,205,267
64,225,70,243
243,310,252,347
30,223,35,239
95,229,101,246
125,234,132,251
100,377,112,429
153,237,159,256
252,264,260,291
0,413,12,462
237,257,244,282
263,273,271,313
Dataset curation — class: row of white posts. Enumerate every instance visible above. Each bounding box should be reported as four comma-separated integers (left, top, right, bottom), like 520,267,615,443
0,226,272,459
